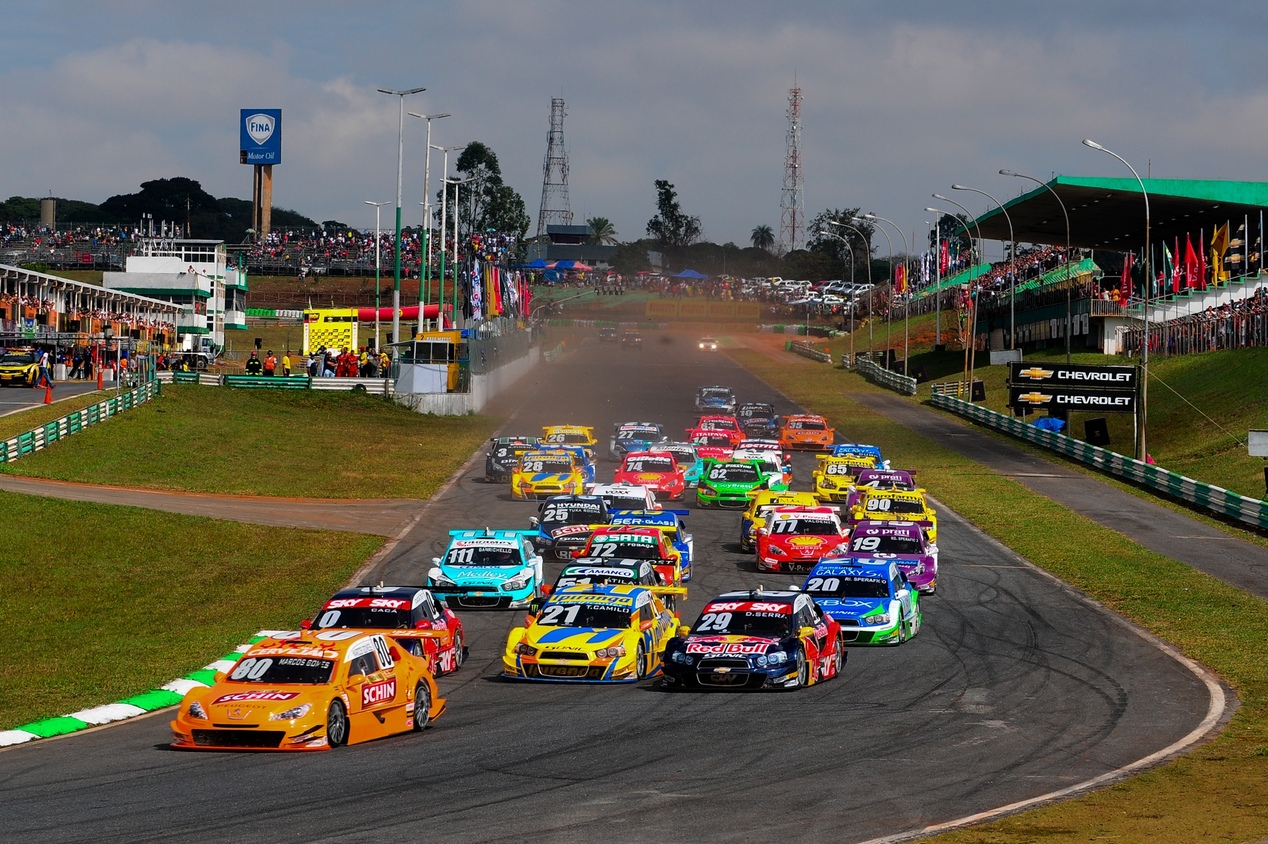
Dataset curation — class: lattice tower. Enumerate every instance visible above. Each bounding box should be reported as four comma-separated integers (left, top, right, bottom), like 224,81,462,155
780,86,805,253
536,97,573,237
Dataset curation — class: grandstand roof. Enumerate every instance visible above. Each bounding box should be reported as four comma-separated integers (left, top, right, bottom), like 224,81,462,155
970,177,1268,251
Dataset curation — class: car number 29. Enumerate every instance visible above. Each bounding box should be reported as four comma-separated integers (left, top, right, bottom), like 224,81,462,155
695,612,732,633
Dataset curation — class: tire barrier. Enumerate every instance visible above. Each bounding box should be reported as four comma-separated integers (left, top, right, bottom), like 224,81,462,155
788,341,833,363
930,392,1268,530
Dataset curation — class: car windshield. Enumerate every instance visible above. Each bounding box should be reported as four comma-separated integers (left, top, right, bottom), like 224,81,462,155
706,464,759,483
701,389,732,399
585,537,660,559
863,498,926,515
1,352,35,364
661,447,696,462
520,457,575,474
625,457,675,472
226,656,335,685
545,432,589,445
788,419,826,430
541,502,604,526
493,446,532,461
700,419,735,430
851,534,924,554
804,575,890,600
536,603,632,629
617,427,659,439
770,518,839,535
738,404,773,418
446,545,523,566
693,607,793,638
314,605,412,629
694,434,732,447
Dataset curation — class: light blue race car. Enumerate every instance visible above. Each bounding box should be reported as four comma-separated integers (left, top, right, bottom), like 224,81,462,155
801,559,921,645
831,442,890,470
428,529,544,610
608,509,694,581
655,441,704,488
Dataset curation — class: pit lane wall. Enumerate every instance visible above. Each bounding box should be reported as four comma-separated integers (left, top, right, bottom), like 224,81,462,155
396,344,541,416
930,392,1268,530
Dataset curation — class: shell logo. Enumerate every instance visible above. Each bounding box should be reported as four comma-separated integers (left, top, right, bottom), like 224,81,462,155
638,473,662,482
789,536,824,547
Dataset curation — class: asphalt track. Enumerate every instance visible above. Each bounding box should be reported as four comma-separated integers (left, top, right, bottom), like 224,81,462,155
0,337,1219,843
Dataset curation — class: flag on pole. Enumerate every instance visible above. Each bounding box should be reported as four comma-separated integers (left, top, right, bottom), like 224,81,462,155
940,240,949,275
1120,251,1134,300
1197,230,1208,291
1163,242,1176,294
1211,223,1229,284
895,263,907,294
1184,235,1199,292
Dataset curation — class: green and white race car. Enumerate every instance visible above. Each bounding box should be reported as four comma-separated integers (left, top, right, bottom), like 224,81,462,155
695,459,787,508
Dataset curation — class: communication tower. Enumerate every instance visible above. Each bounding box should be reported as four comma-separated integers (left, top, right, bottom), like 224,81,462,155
780,86,805,253
536,97,574,238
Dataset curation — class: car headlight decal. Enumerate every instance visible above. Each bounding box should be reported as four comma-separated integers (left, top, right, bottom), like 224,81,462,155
270,703,312,721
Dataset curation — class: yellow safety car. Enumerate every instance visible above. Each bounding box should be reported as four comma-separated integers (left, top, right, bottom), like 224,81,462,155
170,629,446,751
812,454,878,501
740,490,820,551
542,424,597,449
503,583,683,682
0,349,39,387
512,449,586,500
849,488,938,543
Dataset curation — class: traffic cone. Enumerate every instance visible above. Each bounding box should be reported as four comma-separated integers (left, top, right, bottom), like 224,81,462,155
43,381,52,404
97,367,103,390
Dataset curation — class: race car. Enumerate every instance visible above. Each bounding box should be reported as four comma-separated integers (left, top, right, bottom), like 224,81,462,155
696,458,785,508
305,585,466,676
736,402,778,438
586,481,662,513
621,331,644,349
503,584,681,682
732,448,793,489
697,336,718,351
754,506,850,573
779,414,836,451
854,468,919,492
550,443,597,483
656,441,704,488
579,525,684,589
598,327,619,343
485,436,542,483
529,494,610,559
609,421,667,459
812,454,879,501
609,509,694,581
170,629,446,751
692,414,746,447
427,529,544,609
549,559,664,593
741,490,821,551
831,442,890,469
661,589,845,691
849,488,938,543
846,520,939,593
511,449,586,500
614,450,686,500
802,559,922,645
0,349,39,387
541,424,597,449
695,385,736,415
687,428,737,461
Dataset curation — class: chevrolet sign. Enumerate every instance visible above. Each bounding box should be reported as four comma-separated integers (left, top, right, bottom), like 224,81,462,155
1009,362,1137,390
1009,387,1137,413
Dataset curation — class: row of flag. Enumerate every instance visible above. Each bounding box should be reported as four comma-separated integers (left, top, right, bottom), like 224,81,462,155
467,260,532,321
1120,216,1261,299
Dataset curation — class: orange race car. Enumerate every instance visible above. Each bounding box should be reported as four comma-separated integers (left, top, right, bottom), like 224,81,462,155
779,414,836,451
170,629,446,751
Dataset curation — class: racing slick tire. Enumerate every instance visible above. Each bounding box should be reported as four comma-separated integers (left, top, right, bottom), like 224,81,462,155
412,680,432,731
831,636,845,678
327,700,349,747
453,631,466,670
791,647,810,689
635,642,649,680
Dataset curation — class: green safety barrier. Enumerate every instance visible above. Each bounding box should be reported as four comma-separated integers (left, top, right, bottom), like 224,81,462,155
856,357,917,396
0,380,160,467
931,392,1268,530
224,375,312,390
172,371,201,384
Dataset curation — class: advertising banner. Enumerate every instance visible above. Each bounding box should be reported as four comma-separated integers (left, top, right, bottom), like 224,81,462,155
240,109,282,165
1009,362,1137,391
1009,386,1136,413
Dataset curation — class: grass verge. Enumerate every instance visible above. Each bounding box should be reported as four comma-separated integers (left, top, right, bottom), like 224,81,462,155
0,392,107,438
728,348,1268,843
0,492,381,729
0,384,500,498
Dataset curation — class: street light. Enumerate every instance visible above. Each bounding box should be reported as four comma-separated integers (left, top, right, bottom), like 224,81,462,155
862,213,911,376
818,227,857,367
445,176,474,326
377,86,426,346
408,111,451,312
828,219,875,357
933,193,987,391
431,143,467,328
952,183,1016,351
1001,169,1073,363
364,200,390,351
1083,138,1151,461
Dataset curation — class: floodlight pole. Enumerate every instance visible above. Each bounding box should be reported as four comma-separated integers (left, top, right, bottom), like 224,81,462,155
819,227,856,367
377,86,426,347
863,214,910,377
409,111,451,318
932,193,986,396
1083,139,1150,461
1001,169,1073,363
364,200,390,350
828,219,874,358
953,184,1015,351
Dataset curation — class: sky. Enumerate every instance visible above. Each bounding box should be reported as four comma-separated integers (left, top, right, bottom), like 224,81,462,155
5,1,1268,259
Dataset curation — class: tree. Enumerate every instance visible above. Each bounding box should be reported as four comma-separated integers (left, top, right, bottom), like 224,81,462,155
645,180,701,262
750,224,775,252
927,212,972,259
587,216,617,245
435,141,531,243
612,239,653,275
806,208,873,280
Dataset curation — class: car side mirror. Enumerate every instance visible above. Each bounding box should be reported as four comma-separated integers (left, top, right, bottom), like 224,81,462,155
299,619,312,631
528,597,545,616
213,671,227,683
431,557,441,565
540,584,553,597
799,626,816,639
676,625,691,638
529,516,540,528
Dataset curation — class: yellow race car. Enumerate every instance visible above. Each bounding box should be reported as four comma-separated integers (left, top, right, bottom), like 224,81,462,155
503,583,683,682
849,488,938,543
542,424,597,449
740,490,821,551
170,629,446,751
0,349,39,387
512,449,586,500
812,454,878,501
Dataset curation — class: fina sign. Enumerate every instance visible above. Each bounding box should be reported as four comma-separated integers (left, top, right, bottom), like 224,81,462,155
240,109,282,165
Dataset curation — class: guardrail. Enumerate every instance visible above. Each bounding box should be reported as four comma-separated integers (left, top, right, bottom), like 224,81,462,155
930,392,1268,530
857,357,918,396
0,380,161,464
543,343,565,363
788,341,833,363
156,371,394,395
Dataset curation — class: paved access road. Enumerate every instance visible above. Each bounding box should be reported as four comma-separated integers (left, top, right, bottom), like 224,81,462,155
0,337,1216,844
0,379,102,417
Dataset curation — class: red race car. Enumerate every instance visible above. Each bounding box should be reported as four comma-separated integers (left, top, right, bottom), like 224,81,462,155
687,428,736,461
754,506,850,574
691,415,746,447
580,526,685,588
614,450,687,501
306,585,467,675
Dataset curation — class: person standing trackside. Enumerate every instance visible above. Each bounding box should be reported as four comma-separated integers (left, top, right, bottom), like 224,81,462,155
245,350,263,375
34,347,53,389
263,350,277,377
281,353,291,377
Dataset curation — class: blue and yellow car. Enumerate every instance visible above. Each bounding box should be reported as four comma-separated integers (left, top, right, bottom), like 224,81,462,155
503,583,682,683
609,509,694,581
512,449,586,500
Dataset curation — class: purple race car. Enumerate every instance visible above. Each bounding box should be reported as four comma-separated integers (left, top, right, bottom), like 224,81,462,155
853,469,919,492
843,520,939,594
